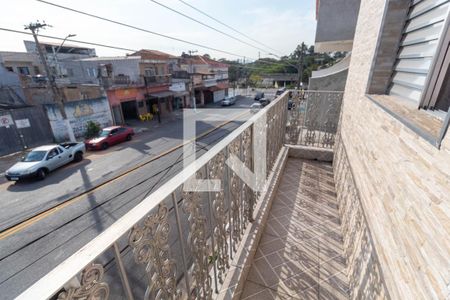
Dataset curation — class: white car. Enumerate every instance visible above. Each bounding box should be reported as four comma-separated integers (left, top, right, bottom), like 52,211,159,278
221,96,236,106
5,143,85,181
250,103,262,114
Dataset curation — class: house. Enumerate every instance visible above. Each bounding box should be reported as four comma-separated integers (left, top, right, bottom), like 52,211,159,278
260,73,299,88
61,50,187,124
0,45,112,143
179,54,229,106
23,40,96,82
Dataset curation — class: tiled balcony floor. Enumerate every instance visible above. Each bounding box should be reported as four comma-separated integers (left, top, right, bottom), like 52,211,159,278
241,158,349,299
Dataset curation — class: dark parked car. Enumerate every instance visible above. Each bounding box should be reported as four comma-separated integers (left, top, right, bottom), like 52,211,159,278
259,98,271,107
85,126,134,150
276,87,287,96
254,91,265,100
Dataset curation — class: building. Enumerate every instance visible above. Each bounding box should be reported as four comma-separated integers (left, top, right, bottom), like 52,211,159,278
260,73,299,88
0,51,43,77
308,0,360,91
309,0,450,298
60,50,188,124
179,54,229,106
23,40,96,81
309,54,351,91
0,44,112,144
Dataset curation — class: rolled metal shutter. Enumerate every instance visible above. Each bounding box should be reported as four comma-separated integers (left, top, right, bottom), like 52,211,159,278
389,0,450,104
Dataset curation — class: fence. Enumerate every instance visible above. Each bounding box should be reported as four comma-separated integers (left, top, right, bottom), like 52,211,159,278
0,106,54,156
17,92,289,300
285,90,343,148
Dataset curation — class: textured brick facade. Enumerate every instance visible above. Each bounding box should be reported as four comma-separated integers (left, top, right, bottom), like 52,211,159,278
334,0,450,299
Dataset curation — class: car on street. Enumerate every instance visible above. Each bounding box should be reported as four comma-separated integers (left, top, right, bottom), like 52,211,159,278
4,143,86,181
276,87,287,96
254,91,265,100
85,126,134,150
250,103,262,113
221,96,236,106
259,98,271,106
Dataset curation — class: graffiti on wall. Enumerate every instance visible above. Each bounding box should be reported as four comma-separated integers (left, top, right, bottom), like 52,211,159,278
45,97,113,142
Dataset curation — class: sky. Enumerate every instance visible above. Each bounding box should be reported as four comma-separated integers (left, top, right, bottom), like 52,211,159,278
0,0,317,61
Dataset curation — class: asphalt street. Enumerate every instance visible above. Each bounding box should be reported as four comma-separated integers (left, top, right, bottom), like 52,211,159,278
0,96,263,299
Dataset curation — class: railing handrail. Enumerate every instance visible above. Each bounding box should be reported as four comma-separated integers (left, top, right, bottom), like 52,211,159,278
17,91,291,300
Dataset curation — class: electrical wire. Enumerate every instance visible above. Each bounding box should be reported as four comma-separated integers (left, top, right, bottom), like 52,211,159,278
0,26,299,74
34,0,299,70
148,0,274,56
177,0,285,56
36,0,245,58
0,27,138,52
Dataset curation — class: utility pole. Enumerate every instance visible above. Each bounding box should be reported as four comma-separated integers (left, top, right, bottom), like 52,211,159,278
188,50,197,112
297,43,305,89
25,21,76,142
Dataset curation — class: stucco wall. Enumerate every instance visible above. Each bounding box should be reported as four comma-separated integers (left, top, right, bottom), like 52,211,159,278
336,0,450,299
309,69,348,91
315,0,361,51
45,97,113,141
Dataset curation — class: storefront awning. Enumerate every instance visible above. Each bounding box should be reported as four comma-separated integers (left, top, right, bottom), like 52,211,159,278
149,91,174,98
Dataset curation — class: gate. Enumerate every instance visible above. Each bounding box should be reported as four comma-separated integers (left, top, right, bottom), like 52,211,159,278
0,106,53,156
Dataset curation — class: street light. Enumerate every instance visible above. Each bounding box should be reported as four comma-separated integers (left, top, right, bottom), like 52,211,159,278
53,34,76,78
56,33,76,54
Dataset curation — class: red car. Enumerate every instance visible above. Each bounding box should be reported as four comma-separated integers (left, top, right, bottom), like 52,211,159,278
85,126,134,150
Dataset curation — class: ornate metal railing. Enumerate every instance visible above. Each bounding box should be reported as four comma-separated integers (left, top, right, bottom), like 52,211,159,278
17,93,289,300
286,90,343,148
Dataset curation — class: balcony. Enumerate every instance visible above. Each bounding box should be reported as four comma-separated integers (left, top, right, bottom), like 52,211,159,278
143,74,171,86
203,78,217,87
17,90,389,300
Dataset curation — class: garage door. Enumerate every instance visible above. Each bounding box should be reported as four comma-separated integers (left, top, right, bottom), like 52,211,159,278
213,90,225,103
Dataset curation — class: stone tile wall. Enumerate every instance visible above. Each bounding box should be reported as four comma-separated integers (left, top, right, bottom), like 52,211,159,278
334,134,390,300
334,0,450,299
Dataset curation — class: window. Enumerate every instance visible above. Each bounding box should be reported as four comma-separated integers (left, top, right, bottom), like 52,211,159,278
144,67,156,76
33,66,40,75
5,66,13,72
110,129,118,135
389,0,450,111
17,67,30,75
86,67,97,77
47,148,59,159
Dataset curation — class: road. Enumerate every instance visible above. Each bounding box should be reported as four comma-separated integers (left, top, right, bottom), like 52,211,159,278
0,96,260,299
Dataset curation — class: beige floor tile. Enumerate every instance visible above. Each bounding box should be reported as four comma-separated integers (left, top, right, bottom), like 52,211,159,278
237,159,349,300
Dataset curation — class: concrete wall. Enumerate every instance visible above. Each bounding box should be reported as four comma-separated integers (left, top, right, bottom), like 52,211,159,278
315,0,361,52
23,85,103,106
335,0,450,299
309,69,348,91
0,66,26,104
45,97,113,141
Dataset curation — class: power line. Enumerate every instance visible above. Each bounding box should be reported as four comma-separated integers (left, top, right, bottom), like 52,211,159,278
177,0,285,56
34,0,297,70
36,0,245,58
148,0,275,56
0,27,138,52
0,27,297,72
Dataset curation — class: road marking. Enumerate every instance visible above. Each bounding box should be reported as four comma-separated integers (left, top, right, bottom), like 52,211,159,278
0,110,249,240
